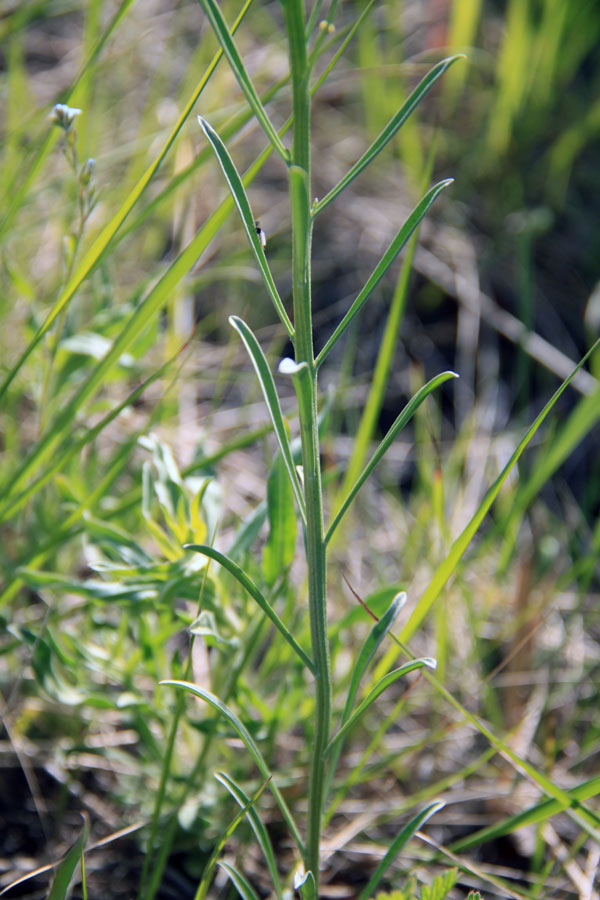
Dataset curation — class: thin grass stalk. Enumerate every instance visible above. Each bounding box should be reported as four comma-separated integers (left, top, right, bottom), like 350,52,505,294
282,0,330,884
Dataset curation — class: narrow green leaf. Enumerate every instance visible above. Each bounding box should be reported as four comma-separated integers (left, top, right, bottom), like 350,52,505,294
315,180,454,369
0,0,255,403
184,544,315,673
199,117,293,337
217,862,261,900
342,593,406,725
229,316,306,521
400,337,600,642
196,0,289,161
194,778,269,900
47,814,89,900
356,801,445,900
325,658,437,755
450,773,600,853
312,56,463,215
326,371,458,542
263,453,298,585
215,772,283,899
159,679,304,854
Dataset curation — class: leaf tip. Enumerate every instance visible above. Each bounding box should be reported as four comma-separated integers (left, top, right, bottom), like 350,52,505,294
423,657,438,670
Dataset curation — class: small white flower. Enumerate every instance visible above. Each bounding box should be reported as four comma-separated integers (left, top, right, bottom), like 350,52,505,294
50,103,82,130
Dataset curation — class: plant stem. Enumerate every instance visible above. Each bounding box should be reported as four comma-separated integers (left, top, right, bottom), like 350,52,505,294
283,0,331,886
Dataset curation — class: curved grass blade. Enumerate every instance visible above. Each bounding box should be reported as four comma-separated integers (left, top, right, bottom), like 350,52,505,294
315,181,454,369
216,772,283,899
196,0,289,162
48,814,89,900
326,371,458,543
217,862,261,900
184,544,315,673
451,773,600,853
194,778,270,900
356,801,444,900
325,658,437,756
312,56,463,215
0,0,255,403
199,118,293,338
230,316,306,521
159,680,304,855
400,336,600,642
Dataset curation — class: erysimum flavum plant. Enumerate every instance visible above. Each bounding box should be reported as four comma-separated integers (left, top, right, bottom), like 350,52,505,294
160,0,463,895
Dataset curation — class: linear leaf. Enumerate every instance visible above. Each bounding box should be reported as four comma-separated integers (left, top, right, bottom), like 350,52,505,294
159,679,304,854
229,316,306,521
194,778,269,900
263,452,298,585
183,544,314,673
312,55,463,215
315,180,454,368
0,0,255,403
196,0,289,161
400,337,600,642
216,772,283,899
356,801,445,900
326,371,458,542
451,773,600,853
326,658,436,755
199,117,293,337
217,862,261,900
47,814,89,900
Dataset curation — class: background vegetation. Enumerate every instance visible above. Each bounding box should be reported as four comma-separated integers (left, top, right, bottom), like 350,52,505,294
1,0,599,898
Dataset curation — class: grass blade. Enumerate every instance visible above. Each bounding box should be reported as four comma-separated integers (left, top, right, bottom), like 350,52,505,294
229,316,306,521
217,861,261,900
199,117,293,337
315,181,454,369
312,56,462,215
326,371,458,542
399,337,600,642
216,771,283,899
183,544,315,673
159,679,304,855
194,778,269,900
196,0,289,161
356,801,445,900
47,814,89,900
325,658,437,756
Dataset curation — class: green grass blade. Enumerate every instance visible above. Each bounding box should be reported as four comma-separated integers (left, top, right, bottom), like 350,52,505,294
400,337,600,642
356,801,445,900
47,814,89,900
312,56,462,215
215,772,283,899
217,862,261,900
315,181,454,369
326,371,458,543
159,680,304,854
193,778,270,900
325,658,437,755
183,544,315,673
196,0,289,161
229,316,306,521
451,774,600,853
199,117,294,337
0,0,255,403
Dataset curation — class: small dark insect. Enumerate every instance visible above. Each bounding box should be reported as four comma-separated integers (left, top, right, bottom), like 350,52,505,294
255,221,267,249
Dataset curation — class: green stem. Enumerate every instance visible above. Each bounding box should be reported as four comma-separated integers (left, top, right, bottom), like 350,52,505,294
283,0,331,886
